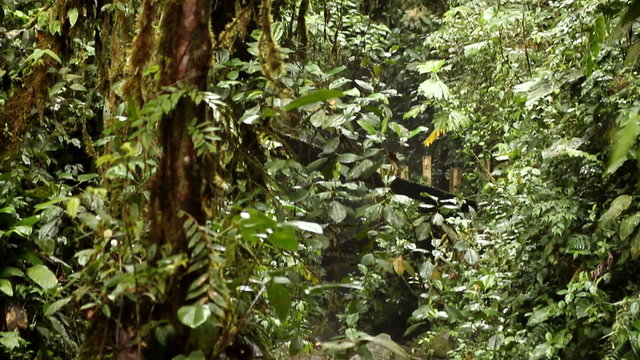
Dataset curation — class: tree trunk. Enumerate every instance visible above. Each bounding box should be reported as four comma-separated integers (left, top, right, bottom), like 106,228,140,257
151,0,212,249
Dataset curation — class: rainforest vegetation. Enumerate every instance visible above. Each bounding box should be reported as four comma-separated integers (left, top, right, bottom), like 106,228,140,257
2,0,640,359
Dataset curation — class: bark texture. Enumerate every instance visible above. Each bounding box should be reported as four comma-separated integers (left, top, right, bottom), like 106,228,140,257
152,0,213,249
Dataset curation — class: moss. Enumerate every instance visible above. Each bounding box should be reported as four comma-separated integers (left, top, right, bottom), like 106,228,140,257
122,0,157,102
217,3,253,51
0,65,49,155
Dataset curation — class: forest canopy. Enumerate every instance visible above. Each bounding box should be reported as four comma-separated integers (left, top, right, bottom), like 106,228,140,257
1,0,640,359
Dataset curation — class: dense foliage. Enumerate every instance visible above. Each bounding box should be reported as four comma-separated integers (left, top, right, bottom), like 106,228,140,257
1,0,640,359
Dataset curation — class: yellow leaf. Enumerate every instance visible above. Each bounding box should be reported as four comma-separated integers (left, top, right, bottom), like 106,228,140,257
423,129,445,147
432,268,442,280
393,256,406,276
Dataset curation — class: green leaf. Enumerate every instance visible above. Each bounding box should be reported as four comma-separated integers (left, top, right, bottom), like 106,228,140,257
418,79,449,100
267,282,290,321
347,159,375,180
328,201,348,223
66,197,80,218
357,118,377,134
408,126,429,139
599,195,633,229
177,304,211,328
620,212,640,240
631,230,640,259
0,267,24,278
42,49,62,64
358,334,409,359
0,279,13,297
27,265,58,290
269,225,299,251
608,108,640,174
416,60,445,74
68,8,79,27
528,306,552,325
45,297,71,316
284,89,344,111
337,153,360,163
323,137,340,153
0,331,24,351
354,79,374,92
620,0,640,27
0,206,16,215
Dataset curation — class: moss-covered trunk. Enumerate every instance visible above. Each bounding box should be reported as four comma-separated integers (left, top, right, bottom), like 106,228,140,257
151,0,212,249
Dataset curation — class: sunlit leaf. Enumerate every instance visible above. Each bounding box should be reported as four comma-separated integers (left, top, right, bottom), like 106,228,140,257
607,108,640,174
423,129,444,147
66,197,80,218
284,89,344,111
392,257,406,276
45,297,71,316
177,305,211,328
418,79,449,100
285,221,323,234
620,212,640,240
599,195,633,229
68,8,79,27
0,332,24,350
27,265,58,290
0,279,13,297
416,60,446,74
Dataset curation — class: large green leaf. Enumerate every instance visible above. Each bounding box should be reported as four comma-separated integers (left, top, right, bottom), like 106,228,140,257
328,201,348,223
66,197,80,218
528,306,553,325
269,225,298,251
599,195,633,229
284,89,344,111
27,265,58,290
0,279,13,297
632,230,640,259
357,333,409,359
418,79,449,100
620,0,640,27
267,282,290,321
45,297,71,316
177,304,211,329
620,212,640,240
0,332,24,351
607,108,640,174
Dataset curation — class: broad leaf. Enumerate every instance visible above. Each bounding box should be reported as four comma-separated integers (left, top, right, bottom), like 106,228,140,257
418,79,450,100
328,201,348,223
284,89,344,111
620,212,640,240
177,304,211,328
599,195,633,229
0,279,13,297
66,197,80,218
267,282,290,321
607,108,640,174
45,297,71,316
27,265,58,290
68,8,79,27
269,226,299,251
